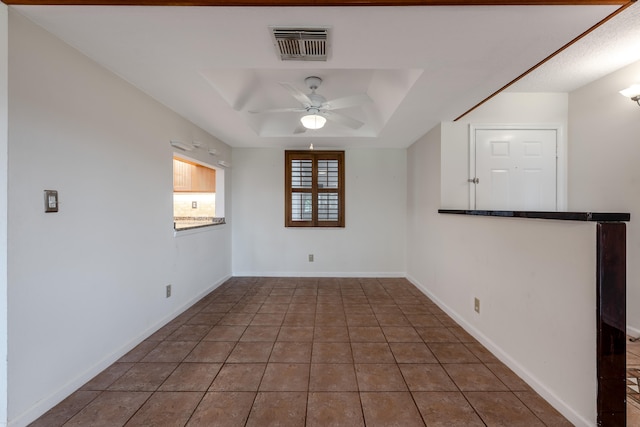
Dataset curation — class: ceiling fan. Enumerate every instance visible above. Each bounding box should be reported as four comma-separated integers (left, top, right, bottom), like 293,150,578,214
249,76,372,132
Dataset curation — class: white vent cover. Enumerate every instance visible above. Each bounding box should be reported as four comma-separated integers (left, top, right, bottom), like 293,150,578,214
270,26,330,61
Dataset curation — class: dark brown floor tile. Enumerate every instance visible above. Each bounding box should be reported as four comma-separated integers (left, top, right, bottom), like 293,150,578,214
202,325,246,341
405,314,443,327
209,363,266,391
166,324,212,341
258,303,289,313
186,391,255,427
184,341,235,363
283,312,315,326
382,326,422,342
349,326,386,342
486,363,532,391
147,323,181,341
245,391,307,427
351,342,395,363
355,364,407,391
240,325,280,342
117,341,159,363
399,364,458,391
343,304,374,314
312,342,354,363
307,392,365,427
226,342,273,363
28,390,101,427
63,391,150,427
412,391,485,426
464,342,500,363
375,313,411,326
140,341,198,363
251,312,285,326
108,363,177,391
259,363,310,391
360,392,425,426
219,313,255,326
185,312,224,326
158,363,222,391
346,314,380,326
202,302,235,313
428,343,480,363
465,391,545,426
125,391,202,426
290,295,317,304
277,326,314,342
444,364,508,391
314,326,350,342
309,364,358,391
287,303,316,313
389,342,438,363
434,314,459,327
315,313,347,326
371,304,403,314
269,341,312,363
271,288,295,295
81,363,134,390
448,326,477,343
231,303,262,314
264,295,292,304
316,303,345,313
415,327,459,343
399,305,432,315
514,391,573,426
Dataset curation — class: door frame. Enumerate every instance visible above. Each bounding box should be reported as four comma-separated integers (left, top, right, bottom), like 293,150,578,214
469,123,567,211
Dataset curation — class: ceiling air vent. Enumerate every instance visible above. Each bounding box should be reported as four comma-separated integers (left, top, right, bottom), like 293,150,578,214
270,26,330,61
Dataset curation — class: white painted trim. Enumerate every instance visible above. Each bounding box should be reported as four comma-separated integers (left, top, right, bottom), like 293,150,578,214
468,123,568,211
10,275,231,427
627,325,640,339
406,273,593,427
231,271,406,278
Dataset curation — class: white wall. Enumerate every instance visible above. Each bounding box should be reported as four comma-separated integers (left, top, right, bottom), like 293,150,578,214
407,125,598,426
440,93,569,209
7,11,232,426
568,59,640,335
232,148,406,276
0,5,9,427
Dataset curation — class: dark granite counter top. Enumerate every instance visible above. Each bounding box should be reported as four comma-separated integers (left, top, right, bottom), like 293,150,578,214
438,209,630,222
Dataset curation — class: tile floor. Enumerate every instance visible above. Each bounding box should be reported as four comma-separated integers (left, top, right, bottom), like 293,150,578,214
627,336,640,424
31,277,572,426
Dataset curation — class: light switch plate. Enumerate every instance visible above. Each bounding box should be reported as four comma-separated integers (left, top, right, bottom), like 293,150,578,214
44,190,59,213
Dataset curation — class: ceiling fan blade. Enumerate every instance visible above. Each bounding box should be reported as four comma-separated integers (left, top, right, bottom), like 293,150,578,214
293,125,307,134
280,82,313,107
322,110,364,130
322,93,372,110
248,107,306,114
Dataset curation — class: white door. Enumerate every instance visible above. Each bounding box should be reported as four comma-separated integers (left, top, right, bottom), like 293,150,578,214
472,128,557,211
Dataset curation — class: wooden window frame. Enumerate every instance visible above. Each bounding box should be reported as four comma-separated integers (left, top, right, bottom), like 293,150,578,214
285,150,345,228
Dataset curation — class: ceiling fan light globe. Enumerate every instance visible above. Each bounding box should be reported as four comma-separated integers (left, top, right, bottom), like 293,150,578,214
301,114,326,130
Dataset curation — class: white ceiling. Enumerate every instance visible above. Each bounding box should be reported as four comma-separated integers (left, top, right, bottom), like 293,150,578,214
11,3,640,149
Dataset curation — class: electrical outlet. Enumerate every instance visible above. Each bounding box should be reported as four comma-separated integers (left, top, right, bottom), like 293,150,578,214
166,284,172,298
308,254,314,262
474,297,480,313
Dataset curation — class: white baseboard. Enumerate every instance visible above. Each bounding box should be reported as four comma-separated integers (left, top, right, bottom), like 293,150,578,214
405,274,594,427
10,274,231,427
231,271,406,278
627,325,640,339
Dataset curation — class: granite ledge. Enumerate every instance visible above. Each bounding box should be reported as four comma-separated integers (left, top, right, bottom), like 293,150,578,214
438,209,630,222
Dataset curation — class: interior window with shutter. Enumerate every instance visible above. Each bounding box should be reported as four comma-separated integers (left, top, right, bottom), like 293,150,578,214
285,150,344,227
